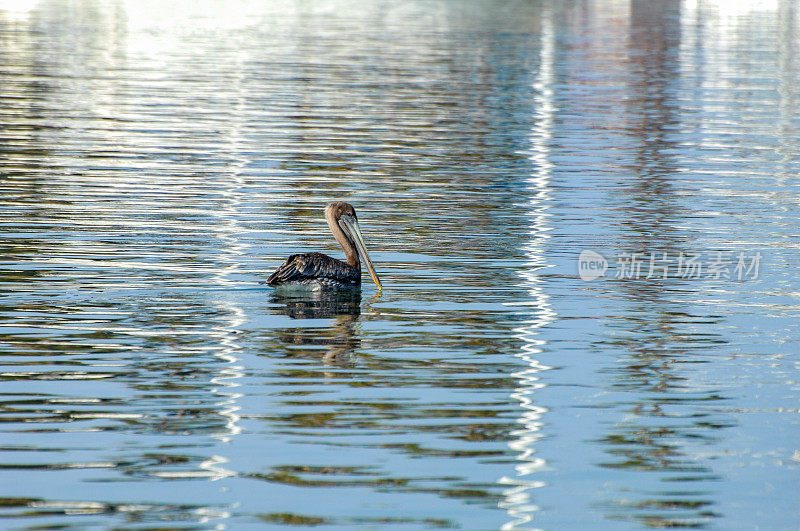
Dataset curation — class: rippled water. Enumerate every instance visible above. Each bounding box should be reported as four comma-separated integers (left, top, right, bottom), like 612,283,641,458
1,0,799,529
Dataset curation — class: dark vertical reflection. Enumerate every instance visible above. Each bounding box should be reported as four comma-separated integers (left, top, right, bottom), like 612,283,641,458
596,2,727,527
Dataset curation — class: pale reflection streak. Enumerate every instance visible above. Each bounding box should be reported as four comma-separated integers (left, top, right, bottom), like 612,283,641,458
202,45,250,484
499,5,558,530
776,0,797,181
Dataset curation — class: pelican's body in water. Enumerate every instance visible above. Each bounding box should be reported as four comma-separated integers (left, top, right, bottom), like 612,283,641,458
266,202,382,292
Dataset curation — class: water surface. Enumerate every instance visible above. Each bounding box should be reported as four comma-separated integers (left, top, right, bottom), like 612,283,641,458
1,0,799,529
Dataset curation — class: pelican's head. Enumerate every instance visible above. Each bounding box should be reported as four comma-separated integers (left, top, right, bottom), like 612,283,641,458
325,202,382,290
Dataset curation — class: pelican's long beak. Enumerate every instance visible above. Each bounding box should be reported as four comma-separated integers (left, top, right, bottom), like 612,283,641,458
339,215,382,290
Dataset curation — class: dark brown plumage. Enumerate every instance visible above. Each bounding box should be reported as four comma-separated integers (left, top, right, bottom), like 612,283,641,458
267,252,361,289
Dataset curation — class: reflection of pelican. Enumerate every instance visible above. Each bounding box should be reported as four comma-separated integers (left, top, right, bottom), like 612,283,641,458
270,291,362,364
267,202,382,291
271,290,361,320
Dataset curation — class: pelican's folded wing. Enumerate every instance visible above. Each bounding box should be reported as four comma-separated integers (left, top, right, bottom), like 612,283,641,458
266,252,355,285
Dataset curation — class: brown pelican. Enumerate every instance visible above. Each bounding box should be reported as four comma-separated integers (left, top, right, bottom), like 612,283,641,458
266,202,382,291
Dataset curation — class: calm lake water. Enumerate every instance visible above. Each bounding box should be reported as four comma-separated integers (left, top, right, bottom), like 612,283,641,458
1,1,799,529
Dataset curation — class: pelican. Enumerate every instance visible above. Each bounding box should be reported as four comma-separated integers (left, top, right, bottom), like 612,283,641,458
266,202,382,291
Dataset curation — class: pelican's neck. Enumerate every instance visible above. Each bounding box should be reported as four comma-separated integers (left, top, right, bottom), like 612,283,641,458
326,209,359,268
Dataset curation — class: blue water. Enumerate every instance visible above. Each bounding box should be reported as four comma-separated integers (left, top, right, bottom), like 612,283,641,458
1,0,799,529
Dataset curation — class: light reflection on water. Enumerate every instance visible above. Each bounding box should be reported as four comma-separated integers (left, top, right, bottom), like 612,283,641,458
1,0,799,529
499,6,558,528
